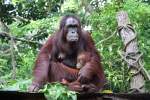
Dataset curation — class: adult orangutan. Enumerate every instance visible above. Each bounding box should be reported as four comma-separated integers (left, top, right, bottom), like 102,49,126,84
28,15,106,93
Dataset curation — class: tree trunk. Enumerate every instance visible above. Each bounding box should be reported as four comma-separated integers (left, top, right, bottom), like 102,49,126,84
0,19,16,79
116,11,145,92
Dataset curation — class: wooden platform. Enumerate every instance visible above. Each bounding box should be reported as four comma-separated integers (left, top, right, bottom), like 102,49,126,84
0,91,46,100
0,91,150,100
78,93,150,100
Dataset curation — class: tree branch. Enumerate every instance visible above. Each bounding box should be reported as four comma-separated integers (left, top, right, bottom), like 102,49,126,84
0,32,42,46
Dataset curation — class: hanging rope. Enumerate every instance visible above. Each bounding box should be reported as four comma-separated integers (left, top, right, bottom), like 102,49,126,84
96,29,117,46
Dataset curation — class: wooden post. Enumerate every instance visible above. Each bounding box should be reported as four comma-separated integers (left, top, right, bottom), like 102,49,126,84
116,11,145,92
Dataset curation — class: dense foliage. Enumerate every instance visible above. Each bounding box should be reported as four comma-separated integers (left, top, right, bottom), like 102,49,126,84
0,0,150,99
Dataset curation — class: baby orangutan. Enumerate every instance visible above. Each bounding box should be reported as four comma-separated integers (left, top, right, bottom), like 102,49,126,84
61,52,91,84
76,52,91,69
